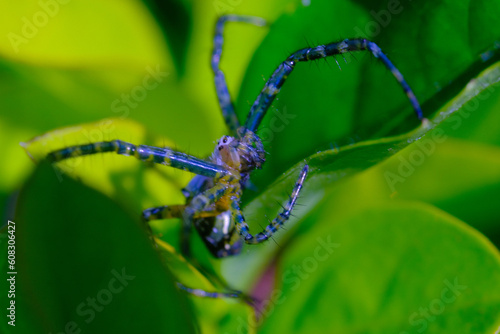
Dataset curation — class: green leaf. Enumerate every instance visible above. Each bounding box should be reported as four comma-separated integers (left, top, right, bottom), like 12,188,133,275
382,139,500,244
141,0,193,77
260,202,500,334
0,161,196,334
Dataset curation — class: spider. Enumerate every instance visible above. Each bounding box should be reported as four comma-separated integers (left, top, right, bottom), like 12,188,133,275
24,15,424,299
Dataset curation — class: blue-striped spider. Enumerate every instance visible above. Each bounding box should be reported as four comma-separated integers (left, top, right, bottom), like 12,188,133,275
24,15,424,299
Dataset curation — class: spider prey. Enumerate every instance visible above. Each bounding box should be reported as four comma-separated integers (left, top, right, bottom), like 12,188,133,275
27,15,425,298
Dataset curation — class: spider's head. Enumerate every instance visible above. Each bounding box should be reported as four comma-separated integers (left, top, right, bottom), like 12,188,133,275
213,135,240,169
213,129,265,173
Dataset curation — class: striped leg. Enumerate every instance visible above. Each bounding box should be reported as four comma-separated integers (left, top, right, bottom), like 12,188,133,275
233,165,308,244
142,204,186,222
244,39,425,133
142,204,224,222
176,282,241,299
213,15,266,135
45,140,231,178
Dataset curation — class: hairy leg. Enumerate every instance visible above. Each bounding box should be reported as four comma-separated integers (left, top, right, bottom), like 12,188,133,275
232,165,308,244
43,140,231,178
212,15,266,135
244,39,425,133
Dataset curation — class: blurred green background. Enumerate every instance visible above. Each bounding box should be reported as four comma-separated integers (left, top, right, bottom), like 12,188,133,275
0,0,499,333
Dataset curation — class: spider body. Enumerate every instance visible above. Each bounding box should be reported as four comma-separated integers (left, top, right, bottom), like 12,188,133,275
24,14,425,298
139,127,267,258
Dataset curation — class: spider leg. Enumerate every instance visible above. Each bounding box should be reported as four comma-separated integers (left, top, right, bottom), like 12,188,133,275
140,205,188,245
43,140,232,178
142,204,186,222
232,165,308,244
175,282,241,299
244,39,425,133
177,281,258,306
182,175,211,199
142,204,226,222
213,15,266,135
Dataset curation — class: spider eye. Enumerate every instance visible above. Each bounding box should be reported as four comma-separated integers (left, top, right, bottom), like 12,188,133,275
222,137,228,144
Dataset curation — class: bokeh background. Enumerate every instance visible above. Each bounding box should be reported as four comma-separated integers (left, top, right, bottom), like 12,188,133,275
0,0,499,333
